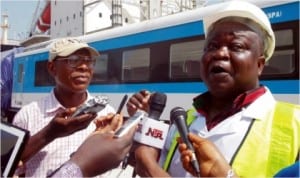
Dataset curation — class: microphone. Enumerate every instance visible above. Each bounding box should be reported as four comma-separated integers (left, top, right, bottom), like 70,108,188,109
123,92,168,170
133,92,169,149
148,92,167,120
170,107,200,177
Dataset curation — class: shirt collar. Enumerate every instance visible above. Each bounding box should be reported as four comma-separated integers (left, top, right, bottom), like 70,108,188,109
46,89,91,114
191,87,275,135
193,86,276,121
192,85,266,114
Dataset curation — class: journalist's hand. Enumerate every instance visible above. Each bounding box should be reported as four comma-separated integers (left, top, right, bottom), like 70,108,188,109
70,126,136,177
45,108,97,140
178,133,232,177
93,113,123,134
126,90,151,116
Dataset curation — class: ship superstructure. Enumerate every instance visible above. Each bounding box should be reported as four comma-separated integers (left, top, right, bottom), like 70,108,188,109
24,0,215,46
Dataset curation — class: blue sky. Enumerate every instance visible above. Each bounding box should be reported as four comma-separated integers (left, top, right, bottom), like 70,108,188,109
1,0,40,41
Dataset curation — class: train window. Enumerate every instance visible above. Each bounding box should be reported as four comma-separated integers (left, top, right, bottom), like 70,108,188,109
169,40,204,79
17,64,24,83
122,48,150,82
91,54,108,83
263,50,295,75
262,29,295,75
34,61,55,86
274,29,293,46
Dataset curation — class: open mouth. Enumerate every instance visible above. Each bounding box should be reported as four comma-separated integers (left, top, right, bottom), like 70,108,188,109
210,66,227,74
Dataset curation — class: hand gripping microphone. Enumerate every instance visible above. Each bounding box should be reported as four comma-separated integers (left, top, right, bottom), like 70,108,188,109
133,92,169,149
170,107,200,177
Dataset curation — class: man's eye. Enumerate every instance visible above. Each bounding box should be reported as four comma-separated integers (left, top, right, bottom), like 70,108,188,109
69,56,79,60
231,44,245,51
83,56,92,61
205,43,218,51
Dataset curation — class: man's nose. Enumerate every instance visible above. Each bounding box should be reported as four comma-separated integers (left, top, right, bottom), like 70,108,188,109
214,46,230,60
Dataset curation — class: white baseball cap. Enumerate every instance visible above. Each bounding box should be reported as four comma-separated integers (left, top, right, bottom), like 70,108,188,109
203,0,275,61
48,38,99,61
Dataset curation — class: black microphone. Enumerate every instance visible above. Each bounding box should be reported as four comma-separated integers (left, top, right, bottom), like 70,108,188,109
170,107,200,177
123,92,167,171
148,92,167,120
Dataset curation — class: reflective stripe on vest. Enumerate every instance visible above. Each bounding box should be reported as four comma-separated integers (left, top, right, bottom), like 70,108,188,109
162,102,300,177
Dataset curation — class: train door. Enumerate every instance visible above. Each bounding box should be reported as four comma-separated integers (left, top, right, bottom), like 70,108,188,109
12,58,26,109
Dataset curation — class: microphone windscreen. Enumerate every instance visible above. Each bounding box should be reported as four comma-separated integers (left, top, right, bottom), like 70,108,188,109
170,106,193,149
170,107,187,123
148,92,167,120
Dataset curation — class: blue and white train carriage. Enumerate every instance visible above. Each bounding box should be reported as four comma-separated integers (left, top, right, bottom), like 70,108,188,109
12,0,299,119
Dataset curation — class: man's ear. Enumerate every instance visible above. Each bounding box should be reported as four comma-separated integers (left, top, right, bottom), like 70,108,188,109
257,55,266,76
47,61,56,77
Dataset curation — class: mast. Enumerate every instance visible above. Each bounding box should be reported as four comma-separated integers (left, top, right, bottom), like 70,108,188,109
1,12,9,44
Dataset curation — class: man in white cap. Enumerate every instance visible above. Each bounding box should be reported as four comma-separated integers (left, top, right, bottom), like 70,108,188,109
12,38,117,177
127,1,299,177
